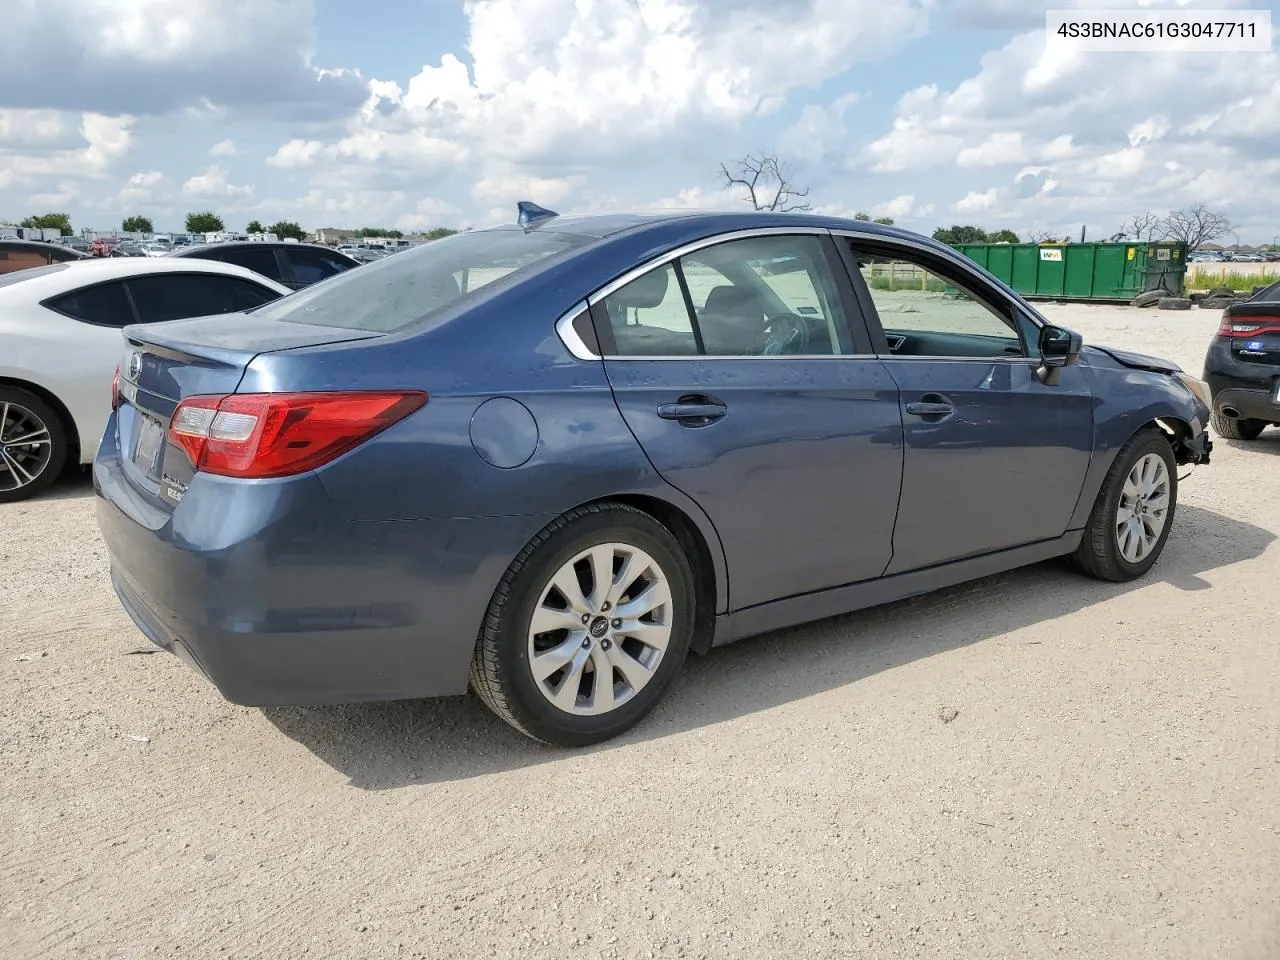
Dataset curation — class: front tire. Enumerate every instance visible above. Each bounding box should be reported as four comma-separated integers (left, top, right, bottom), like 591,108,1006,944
470,502,697,746
1072,428,1177,582
1211,411,1266,441
0,388,68,504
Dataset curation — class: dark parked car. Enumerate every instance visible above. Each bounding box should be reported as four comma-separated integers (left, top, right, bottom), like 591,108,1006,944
168,241,359,290
1203,278,1280,440
0,239,89,276
95,208,1213,746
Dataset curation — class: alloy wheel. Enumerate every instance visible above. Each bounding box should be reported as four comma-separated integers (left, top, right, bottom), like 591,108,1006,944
1114,452,1171,563
0,402,53,494
526,542,674,716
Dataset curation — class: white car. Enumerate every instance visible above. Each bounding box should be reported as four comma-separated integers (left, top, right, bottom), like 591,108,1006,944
0,258,290,502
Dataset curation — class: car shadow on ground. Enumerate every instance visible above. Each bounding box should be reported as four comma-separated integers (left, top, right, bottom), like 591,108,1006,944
263,503,1274,789
1220,432,1280,457
39,466,96,501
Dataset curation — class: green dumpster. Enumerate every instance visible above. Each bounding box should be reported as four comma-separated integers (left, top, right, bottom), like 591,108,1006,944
952,241,1188,301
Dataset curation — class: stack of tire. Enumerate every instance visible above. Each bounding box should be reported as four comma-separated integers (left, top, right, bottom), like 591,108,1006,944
1130,289,1192,310
1193,287,1244,310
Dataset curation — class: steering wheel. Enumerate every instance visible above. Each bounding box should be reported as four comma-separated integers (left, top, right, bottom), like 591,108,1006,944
760,313,812,355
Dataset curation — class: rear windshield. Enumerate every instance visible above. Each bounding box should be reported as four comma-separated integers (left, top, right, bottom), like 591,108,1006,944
253,228,593,332
0,263,69,287
1249,279,1280,303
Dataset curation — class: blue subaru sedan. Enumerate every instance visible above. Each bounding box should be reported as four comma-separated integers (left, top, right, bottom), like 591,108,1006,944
95,207,1213,746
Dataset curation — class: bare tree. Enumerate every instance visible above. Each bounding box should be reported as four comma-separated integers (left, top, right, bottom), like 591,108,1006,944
1026,229,1061,243
1158,203,1234,251
718,154,811,212
1119,210,1161,242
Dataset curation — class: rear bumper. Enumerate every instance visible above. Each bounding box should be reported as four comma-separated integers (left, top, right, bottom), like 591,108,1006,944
94,423,551,706
1204,341,1280,423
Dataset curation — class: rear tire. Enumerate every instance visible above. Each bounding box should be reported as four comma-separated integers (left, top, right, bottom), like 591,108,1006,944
0,387,68,504
1071,428,1177,582
1211,412,1266,441
470,502,697,746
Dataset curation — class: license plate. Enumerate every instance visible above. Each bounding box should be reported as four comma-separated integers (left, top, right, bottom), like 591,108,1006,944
133,416,165,471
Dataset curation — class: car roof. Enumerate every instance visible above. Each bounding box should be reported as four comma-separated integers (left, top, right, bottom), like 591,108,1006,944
0,238,89,256
0,254,293,299
486,208,926,245
172,240,346,256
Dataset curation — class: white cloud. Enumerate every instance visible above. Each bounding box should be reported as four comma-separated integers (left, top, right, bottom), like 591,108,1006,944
210,139,237,156
859,22,1280,235
181,164,253,199
0,0,366,120
954,188,1000,213
266,0,932,218
118,169,165,204
0,111,135,195
0,109,68,148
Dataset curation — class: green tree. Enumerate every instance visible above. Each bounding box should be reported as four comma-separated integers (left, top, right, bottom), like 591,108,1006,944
122,215,153,233
20,213,73,235
186,211,224,233
853,212,894,225
987,228,1020,243
422,227,458,241
268,220,306,241
246,219,264,234
932,224,989,245
358,227,392,238
387,229,404,239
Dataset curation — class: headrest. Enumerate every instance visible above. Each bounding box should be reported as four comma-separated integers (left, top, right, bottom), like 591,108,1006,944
703,284,764,318
610,266,669,309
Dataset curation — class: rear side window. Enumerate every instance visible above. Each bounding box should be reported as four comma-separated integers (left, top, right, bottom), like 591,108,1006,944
280,248,354,285
126,273,281,323
44,280,135,327
256,229,593,332
205,246,283,282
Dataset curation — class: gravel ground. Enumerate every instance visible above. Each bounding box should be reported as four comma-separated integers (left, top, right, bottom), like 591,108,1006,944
3,303,1278,960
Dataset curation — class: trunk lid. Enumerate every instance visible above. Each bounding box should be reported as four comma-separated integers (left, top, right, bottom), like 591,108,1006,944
114,312,380,509
1222,301,1280,366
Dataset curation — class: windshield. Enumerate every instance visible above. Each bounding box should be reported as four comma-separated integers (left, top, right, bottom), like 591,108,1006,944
254,228,594,332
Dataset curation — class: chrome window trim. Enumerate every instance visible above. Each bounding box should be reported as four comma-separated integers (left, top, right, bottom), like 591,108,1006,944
597,354,881,361
552,223,1049,362
828,225,1048,331
585,225,831,308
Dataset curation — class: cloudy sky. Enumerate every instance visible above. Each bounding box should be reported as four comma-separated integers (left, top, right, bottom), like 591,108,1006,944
1,0,1277,240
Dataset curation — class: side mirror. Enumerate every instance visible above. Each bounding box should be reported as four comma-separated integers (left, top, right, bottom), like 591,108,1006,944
1036,324,1082,385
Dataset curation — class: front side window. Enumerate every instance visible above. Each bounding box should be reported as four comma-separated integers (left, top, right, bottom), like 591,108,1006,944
598,234,856,357
256,228,593,333
852,246,1024,358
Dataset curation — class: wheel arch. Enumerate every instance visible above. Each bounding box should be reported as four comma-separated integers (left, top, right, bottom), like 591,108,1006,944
587,492,723,655
0,376,80,464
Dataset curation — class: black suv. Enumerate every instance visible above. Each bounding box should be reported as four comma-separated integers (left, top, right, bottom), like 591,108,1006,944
169,241,359,290
1203,279,1280,441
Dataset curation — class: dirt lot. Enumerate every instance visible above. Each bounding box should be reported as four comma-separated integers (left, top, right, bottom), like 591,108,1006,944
3,303,1278,960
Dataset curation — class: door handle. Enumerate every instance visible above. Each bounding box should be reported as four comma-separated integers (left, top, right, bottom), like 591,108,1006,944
905,394,954,417
657,395,727,425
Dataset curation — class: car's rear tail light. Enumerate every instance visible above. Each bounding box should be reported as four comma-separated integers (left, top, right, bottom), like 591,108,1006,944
168,391,427,478
111,366,120,410
1216,312,1280,338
